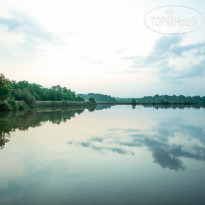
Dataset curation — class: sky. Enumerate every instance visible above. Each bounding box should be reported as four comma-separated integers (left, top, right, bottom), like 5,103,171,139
0,0,205,97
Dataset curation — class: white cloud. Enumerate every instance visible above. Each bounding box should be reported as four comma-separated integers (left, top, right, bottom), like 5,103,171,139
0,0,205,97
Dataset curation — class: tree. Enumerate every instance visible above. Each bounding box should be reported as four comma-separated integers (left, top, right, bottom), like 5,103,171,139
131,98,136,105
88,97,96,104
23,92,36,107
0,74,12,102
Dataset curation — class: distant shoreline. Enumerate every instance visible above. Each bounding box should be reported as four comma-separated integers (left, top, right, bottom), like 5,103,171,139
96,102,205,105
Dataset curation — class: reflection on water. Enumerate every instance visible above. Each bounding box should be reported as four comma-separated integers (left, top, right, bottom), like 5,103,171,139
67,105,205,171
1,105,205,205
95,104,114,110
0,108,85,149
143,104,205,109
1,106,205,170
68,122,205,171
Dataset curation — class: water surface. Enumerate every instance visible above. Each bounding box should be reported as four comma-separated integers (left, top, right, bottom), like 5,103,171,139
0,105,205,205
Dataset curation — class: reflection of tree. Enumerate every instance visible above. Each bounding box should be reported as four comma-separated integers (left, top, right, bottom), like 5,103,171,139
132,105,136,109
143,104,205,109
0,108,85,149
0,132,10,149
94,104,113,110
88,107,95,112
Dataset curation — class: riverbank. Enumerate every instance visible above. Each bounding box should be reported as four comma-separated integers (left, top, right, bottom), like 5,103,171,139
0,100,96,112
36,101,95,107
1,100,205,112
97,102,205,105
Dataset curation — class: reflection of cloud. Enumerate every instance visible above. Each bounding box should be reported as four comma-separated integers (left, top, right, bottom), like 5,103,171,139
152,147,184,171
126,123,205,170
90,137,104,142
67,140,134,155
68,121,205,171
141,138,185,171
170,146,205,161
92,145,134,155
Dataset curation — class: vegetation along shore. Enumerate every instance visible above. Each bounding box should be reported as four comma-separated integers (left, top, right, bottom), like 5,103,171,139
0,74,96,112
1,73,205,112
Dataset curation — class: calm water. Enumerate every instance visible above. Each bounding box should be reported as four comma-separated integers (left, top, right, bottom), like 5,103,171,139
0,105,205,205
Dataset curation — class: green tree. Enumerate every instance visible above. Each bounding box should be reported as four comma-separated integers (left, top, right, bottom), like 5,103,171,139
88,97,96,104
23,92,36,107
131,98,136,105
0,74,12,102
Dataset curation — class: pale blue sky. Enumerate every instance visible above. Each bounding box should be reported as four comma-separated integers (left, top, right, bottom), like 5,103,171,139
0,0,205,97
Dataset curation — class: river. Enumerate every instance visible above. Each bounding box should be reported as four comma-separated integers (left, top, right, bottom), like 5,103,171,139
0,105,205,204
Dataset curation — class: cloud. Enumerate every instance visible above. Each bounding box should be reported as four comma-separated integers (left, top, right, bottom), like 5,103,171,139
92,60,104,65
144,36,181,64
123,36,205,81
0,10,52,57
174,58,205,79
0,10,51,40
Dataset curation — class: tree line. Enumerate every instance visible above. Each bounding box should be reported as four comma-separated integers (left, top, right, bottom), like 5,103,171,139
116,95,205,104
0,74,90,112
79,93,117,103
136,94,205,104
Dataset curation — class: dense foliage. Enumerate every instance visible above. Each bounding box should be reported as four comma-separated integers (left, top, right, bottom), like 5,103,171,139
136,95,205,104
88,97,96,104
11,81,84,102
116,95,205,104
0,74,12,102
0,74,86,112
1,73,205,112
131,98,136,105
79,93,117,103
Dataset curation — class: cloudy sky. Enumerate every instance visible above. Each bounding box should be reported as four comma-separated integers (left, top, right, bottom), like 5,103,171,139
0,0,205,97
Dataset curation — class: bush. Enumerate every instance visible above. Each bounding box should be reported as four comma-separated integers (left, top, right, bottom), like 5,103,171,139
14,89,36,107
0,74,12,102
0,102,11,112
77,96,85,101
62,101,69,107
16,102,29,110
23,93,36,107
7,98,17,110
51,101,59,107
88,98,96,104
